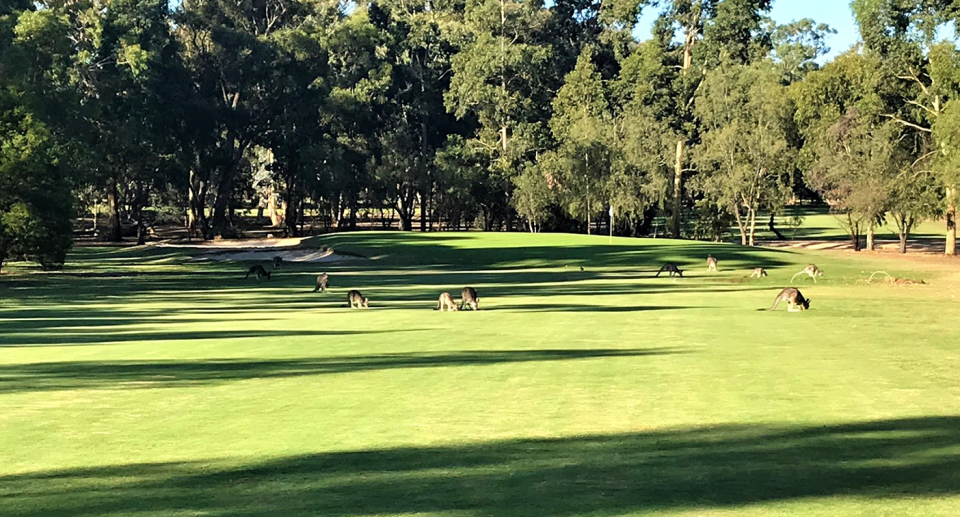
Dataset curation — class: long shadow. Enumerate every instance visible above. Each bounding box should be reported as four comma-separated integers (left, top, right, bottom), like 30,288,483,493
0,348,680,392
479,304,701,313
3,416,960,516
0,329,414,347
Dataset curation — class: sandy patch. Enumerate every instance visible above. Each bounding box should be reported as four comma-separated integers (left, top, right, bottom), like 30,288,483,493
153,239,356,263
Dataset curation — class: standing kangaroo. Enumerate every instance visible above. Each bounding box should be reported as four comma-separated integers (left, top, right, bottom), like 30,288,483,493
750,267,768,278
346,290,369,309
272,256,283,270
769,288,811,312
435,292,459,312
460,287,479,311
707,254,718,272
791,264,823,283
655,263,684,278
244,264,271,280
313,273,330,293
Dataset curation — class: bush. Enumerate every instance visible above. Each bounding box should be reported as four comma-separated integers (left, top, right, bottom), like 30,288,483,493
1,202,72,270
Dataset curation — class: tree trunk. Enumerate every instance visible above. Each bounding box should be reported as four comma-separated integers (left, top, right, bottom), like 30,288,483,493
748,209,757,247
768,213,786,240
671,140,683,238
946,187,957,256
106,178,122,242
211,161,237,239
586,198,591,235
134,182,146,246
733,207,747,246
267,186,282,227
899,232,908,254
866,223,875,251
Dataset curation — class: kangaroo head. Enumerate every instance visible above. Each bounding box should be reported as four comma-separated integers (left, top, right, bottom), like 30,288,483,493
802,298,810,310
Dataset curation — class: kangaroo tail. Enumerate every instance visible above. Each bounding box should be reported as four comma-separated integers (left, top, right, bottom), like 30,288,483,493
790,271,802,283
245,271,251,279
770,296,781,311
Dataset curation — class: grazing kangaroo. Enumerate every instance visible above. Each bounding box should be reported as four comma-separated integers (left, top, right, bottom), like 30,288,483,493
655,263,684,278
769,287,811,312
245,264,271,280
313,273,329,293
435,292,459,312
460,287,479,311
707,254,718,272
750,267,768,278
791,264,823,283
273,256,283,270
346,290,369,309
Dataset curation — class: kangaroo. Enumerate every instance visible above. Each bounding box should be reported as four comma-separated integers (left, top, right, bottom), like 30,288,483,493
273,256,283,270
655,263,684,278
460,287,479,311
750,267,768,278
346,290,369,309
791,264,823,283
244,264,271,280
769,287,811,312
707,254,718,272
313,273,330,293
435,292,459,312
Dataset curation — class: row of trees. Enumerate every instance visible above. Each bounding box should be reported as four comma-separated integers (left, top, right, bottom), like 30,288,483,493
1,0,958,269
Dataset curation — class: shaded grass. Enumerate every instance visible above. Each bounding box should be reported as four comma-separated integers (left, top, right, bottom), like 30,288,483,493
2,232,960,517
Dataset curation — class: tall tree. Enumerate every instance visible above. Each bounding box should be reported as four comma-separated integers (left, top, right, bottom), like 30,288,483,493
852,0,960,254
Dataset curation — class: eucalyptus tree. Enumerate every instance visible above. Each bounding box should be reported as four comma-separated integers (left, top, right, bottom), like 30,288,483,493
694,60,794,246
852,0,960,254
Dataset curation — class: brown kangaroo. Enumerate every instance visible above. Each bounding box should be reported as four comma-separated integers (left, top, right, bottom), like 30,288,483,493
346,290,369,309
435,292,459,312
769,288,811,312
791,264,823,283
707,254,718,272
750,267,768,278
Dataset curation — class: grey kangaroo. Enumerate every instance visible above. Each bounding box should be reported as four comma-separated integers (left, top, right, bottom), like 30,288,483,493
460,287,479,310
769,288,811,312
272,256,283,270
313,273,329,293
750,267,768,278
245,264,271,280
655,263,684,278
346,290,369,309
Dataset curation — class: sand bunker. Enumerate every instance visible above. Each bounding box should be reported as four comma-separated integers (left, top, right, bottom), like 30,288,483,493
155,238,356,263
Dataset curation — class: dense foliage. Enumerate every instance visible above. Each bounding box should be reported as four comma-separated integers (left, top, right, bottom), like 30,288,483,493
1,0,958,267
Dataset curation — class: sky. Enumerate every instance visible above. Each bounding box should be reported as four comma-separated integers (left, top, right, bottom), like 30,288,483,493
634,0,861,61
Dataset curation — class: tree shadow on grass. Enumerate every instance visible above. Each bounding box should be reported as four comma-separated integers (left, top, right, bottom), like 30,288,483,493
0,329,419,348
3,416,960,517
0,348,681,392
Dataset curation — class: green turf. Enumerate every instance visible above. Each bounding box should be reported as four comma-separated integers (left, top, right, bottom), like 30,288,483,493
752,206,947,242
2,232,960,517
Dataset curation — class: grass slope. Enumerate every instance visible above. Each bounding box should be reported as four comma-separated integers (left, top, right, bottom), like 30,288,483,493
2,232,960,517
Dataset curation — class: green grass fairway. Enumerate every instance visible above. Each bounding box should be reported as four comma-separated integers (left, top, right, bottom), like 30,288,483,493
2,232,960,517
